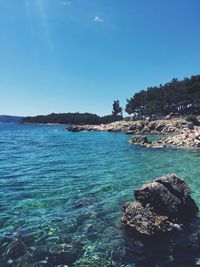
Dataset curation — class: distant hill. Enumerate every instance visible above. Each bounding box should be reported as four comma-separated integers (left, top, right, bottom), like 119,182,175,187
0,115,24,123
23,113,122,125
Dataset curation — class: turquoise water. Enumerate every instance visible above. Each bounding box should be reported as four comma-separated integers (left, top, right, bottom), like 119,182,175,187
0,124,200,267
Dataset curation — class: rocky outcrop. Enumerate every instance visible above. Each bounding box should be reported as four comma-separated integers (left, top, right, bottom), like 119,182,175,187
128,135,151,146
67,118,187,134
162,127,200,148
68,118,200,149
122,201,174,236
122,174,198,236
67,125,85,132
129,127,200,149
129,135,166,149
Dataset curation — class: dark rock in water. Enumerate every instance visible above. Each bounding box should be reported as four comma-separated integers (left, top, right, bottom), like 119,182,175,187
125,130,136,135
48,251,78,266
129,135,166,149
122,201,174,236
129,135,151,146
67,125,84,132
122,174,199,236
7,241,26,259
122,216,200,266
155,173,191,198
134,174,198,220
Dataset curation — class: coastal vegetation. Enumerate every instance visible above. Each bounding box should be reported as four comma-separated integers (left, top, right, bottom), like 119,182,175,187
23,112,122,125
22,74,200,125
112,100,123,116
125,75,200,116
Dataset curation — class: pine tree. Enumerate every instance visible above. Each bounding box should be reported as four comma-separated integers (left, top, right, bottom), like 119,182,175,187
112,100,123,116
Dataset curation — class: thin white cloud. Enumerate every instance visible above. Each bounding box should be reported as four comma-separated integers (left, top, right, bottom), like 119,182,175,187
62,0,71,5
93,16,104,23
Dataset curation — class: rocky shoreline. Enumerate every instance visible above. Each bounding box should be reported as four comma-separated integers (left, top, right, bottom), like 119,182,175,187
67,117,186,134
68,117,200,149
129,126,200,149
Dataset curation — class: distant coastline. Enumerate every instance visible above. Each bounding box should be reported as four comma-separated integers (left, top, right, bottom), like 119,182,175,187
22,112,122,125
23,122,66,126
0,115,24,123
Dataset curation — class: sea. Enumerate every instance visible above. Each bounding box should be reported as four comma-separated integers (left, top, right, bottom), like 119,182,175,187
0,123,200,267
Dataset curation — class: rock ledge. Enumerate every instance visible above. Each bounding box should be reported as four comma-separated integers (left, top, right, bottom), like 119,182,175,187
122,174,198,236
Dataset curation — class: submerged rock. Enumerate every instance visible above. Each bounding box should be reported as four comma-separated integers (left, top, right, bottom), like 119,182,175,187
129,135,151,146
67,125,85,132
129,135,166,149
122,215,200,266
122,174,199,236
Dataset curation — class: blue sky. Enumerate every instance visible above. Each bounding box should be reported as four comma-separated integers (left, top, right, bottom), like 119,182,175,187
0,0,200,116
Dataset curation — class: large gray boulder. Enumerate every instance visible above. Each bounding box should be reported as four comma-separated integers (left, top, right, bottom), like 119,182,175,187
122,174,198,236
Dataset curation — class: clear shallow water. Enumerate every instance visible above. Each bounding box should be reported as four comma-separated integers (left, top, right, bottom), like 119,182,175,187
0,124,200,267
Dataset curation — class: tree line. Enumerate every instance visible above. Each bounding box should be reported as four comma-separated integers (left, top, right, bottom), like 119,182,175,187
23,74,200,125
125,75,200,116
23,112,122,125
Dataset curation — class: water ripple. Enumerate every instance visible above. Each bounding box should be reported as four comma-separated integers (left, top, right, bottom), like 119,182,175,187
0,124,200,266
